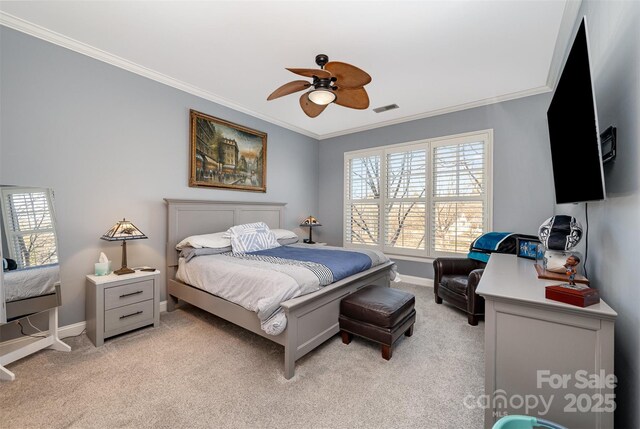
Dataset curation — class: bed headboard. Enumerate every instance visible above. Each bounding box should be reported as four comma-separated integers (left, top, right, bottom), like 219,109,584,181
164,199,286,268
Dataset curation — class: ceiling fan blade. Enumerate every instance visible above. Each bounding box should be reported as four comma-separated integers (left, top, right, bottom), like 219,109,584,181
335,87,370,110
325,61,372,88
299,92,328,118
267,80,311,100
286,68,332,79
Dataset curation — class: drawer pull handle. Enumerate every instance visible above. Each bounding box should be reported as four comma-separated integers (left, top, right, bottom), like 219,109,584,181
120,310,143,320
120,290,143,298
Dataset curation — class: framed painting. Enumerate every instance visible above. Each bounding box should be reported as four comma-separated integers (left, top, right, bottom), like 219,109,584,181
189,109,267,192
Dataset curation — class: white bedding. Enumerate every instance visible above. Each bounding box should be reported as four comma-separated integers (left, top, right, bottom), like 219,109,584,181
4,264,60,302
176,245,392,335
176,252,320,335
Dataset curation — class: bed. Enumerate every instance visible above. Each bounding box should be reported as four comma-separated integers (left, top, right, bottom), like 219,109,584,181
165,199,394,379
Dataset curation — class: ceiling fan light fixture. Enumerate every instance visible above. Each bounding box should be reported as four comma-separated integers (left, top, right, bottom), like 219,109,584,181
268,55,371,117
308,88,336,106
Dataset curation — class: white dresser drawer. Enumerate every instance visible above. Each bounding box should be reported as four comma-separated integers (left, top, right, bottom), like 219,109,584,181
104,300,153,333
104,279,153,310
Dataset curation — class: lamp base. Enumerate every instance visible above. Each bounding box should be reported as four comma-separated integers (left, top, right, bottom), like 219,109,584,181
114,240,135,275
114,267,135,276
303,239,316,244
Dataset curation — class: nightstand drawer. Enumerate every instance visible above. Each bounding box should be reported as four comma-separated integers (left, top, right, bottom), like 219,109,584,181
104,279,154,310
104,300,154,332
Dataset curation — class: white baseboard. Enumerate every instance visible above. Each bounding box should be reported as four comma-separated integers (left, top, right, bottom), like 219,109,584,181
0,320,86,354
1,301,173,354
397,273,433,288
59,320,86,338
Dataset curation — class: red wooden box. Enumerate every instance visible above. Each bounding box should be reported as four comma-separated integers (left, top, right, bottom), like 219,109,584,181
545,284,600,307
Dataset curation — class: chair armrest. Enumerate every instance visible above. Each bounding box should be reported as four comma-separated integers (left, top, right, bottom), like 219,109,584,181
467,268,486,316
467,268,485,294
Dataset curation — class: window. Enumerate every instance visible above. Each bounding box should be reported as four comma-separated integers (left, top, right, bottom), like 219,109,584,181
344,130,492,258
1,187,59,269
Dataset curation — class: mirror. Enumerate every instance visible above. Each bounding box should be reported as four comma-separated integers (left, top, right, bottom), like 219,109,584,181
0,185,61,323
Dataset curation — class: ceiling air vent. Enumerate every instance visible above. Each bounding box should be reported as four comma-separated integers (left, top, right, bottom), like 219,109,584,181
373,104,399,113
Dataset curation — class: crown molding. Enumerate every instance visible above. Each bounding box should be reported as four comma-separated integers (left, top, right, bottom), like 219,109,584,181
545,0,583,91
0,12,320,140
317,85,552,140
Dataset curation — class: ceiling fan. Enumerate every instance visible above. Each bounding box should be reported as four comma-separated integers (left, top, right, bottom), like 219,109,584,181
267,54,372,118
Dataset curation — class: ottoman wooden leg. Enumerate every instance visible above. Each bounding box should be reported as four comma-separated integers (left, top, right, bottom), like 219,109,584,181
381,344,392,360
405,324,414,337
341,330,352,345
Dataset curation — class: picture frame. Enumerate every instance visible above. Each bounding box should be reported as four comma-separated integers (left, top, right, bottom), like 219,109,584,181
516,237,542,260
189,109,267,192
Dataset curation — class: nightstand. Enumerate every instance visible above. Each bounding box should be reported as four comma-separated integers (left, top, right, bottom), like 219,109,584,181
86,270,160,346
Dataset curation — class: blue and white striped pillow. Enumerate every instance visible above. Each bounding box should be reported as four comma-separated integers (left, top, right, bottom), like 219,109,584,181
228,222,280,253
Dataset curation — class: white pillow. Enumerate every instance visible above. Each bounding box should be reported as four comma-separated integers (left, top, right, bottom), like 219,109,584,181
271,229,298,240
175,232,230,250
228,222,280,253
278,237,299,245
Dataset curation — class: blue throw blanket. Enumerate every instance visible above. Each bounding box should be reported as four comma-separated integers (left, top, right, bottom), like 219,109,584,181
249,246,372,283
468,232,514,263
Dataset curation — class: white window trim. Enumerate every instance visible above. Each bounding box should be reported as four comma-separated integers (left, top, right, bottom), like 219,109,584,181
343,129,493,260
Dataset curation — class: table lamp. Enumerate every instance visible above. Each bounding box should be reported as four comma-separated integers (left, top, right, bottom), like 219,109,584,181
100,218,147,275
300,215,321,244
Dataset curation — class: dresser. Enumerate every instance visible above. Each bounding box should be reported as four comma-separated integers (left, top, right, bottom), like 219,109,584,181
86,270,160,346
476,254,616,429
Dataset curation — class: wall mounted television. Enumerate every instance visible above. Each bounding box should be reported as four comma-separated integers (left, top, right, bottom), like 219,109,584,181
547,17,606,204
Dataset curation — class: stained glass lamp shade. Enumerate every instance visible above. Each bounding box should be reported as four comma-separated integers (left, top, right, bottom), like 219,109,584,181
100,218,147,275
300,215,322,244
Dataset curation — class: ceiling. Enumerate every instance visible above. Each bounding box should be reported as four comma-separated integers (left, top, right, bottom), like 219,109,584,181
0,1,577,140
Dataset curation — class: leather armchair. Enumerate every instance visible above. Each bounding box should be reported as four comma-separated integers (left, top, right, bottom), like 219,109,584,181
433,257,486,326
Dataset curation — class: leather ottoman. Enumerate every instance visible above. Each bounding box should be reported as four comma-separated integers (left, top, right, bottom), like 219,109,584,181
339,285,416,360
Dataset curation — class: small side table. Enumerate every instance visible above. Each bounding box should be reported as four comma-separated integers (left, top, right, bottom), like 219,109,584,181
86,270,160,346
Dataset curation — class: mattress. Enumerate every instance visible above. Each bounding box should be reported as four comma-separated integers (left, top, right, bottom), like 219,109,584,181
176,244,393,335
4,264,60,302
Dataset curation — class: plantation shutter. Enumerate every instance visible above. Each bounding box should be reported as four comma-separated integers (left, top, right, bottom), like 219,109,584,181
431,139,487,254
344,130,491,257
345,154,381,246
1,188,59,269
384,148,427,252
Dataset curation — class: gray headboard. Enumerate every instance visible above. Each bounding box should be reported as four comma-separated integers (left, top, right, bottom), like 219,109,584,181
164,199,285,269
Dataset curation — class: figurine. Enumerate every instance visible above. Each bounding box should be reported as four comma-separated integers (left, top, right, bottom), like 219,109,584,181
564,255,581,285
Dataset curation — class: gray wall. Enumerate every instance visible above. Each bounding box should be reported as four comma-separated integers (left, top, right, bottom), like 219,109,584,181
0,27,319,330
557,2,640,427
318,93,556,278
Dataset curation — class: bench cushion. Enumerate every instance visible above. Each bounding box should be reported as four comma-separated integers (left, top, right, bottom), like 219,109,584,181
340,285,415,328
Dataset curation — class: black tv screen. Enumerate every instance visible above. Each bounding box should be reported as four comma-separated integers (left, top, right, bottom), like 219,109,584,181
547,18,605,204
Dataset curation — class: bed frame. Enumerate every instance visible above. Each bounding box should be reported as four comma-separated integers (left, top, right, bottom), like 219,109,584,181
165,199,393,379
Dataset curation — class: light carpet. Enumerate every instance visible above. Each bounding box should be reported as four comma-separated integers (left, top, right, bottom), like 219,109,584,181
1,283,484,428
